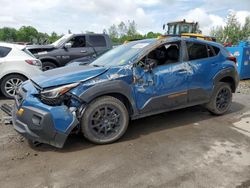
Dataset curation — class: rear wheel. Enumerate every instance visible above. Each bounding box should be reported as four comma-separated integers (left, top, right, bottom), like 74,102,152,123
42,61,57,71
206,82,232,115
1,74,27,98
81,96,129,144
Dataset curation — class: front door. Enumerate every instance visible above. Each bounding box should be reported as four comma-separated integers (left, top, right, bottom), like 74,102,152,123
56,35,93,65
133,41,189,114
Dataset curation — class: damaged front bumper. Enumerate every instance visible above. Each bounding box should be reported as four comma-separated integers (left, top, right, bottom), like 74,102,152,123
12,104,79,148
11,81,80,148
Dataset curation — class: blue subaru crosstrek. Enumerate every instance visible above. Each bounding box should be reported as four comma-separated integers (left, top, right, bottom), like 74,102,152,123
12,37,239,148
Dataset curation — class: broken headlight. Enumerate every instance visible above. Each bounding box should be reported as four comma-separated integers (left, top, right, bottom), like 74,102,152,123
40,83,79,106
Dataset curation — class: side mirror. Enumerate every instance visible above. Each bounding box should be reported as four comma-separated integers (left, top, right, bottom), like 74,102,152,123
64,42,72,49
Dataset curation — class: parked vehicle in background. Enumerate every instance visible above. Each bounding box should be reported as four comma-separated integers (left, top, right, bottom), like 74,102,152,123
227,41,250,80
12,37,239,148
163,19,216,41
0,42,42,98
27,34,112,71
66,49,109,67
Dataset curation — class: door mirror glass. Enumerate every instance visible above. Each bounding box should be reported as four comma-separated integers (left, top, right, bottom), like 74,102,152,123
64,42,72,49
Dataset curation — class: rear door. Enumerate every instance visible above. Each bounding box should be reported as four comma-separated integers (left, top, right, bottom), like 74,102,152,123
185,41,221,103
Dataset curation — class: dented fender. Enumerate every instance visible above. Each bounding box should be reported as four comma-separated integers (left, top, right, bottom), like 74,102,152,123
78,80,139,116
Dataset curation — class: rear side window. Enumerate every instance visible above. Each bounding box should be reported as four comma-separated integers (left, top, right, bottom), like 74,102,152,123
212,46,220,55
88,35,106,47
207,45,220,57
0,47,11,57
186,42,208,60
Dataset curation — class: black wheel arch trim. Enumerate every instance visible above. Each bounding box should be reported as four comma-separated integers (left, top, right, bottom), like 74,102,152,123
79,80,139,116
39,56,60,66
213,67,239,93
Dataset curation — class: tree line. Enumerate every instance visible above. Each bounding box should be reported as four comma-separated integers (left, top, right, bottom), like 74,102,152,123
0,12,249,45
0,22,161,45
210,12,250,45
105,13,250,45
0,26,62,44
103,20,162,44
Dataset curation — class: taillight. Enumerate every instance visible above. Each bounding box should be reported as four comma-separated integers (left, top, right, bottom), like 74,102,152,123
25,60,42,66
226,51,237,64
227,56,237,64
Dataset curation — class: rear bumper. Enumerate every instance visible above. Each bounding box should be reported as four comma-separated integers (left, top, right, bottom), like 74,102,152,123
12,97,79,148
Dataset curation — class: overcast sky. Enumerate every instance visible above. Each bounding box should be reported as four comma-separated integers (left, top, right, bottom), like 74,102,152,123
0,0,250,35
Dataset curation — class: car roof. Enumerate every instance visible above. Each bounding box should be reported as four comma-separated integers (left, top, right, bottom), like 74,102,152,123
135,37,223,49
125,38,157,45
180,37,223,48
0,42,25,50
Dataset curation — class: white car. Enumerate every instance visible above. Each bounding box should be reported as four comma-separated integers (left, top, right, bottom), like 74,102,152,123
0,42,42,98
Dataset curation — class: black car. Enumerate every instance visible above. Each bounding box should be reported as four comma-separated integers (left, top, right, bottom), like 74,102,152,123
27,34,112,71
66,49,109,67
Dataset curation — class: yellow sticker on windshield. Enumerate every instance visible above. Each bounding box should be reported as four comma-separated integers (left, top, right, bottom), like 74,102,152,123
118,59,126,65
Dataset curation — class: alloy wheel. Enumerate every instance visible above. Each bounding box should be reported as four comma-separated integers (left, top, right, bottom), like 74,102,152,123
89,105,121,138
4,78,23,97
216,87,231,112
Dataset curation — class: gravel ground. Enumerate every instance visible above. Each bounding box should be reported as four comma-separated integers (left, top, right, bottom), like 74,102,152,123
237,80,250,94
0,81,249,188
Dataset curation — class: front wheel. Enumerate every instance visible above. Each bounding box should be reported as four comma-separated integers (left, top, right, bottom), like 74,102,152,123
81,96,129,144
206,82,232,115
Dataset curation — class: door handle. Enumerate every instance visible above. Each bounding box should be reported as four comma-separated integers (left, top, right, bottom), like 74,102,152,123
211,63,218,67
80,50,87,53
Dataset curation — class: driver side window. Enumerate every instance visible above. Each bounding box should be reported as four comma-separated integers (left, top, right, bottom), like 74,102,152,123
138,41,181,68
68,36,86,48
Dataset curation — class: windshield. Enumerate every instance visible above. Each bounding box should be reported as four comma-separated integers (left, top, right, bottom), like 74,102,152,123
180,24,192,33
168,25,176,35
52,34,73,47
91,40,155,67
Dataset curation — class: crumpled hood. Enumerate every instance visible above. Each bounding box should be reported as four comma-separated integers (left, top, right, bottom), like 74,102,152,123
31,65,108,88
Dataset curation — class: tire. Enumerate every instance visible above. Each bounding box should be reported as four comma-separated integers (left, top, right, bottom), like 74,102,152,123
206,82,232,115
42,61,57,71
81,96,129,144
1,74,27,98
